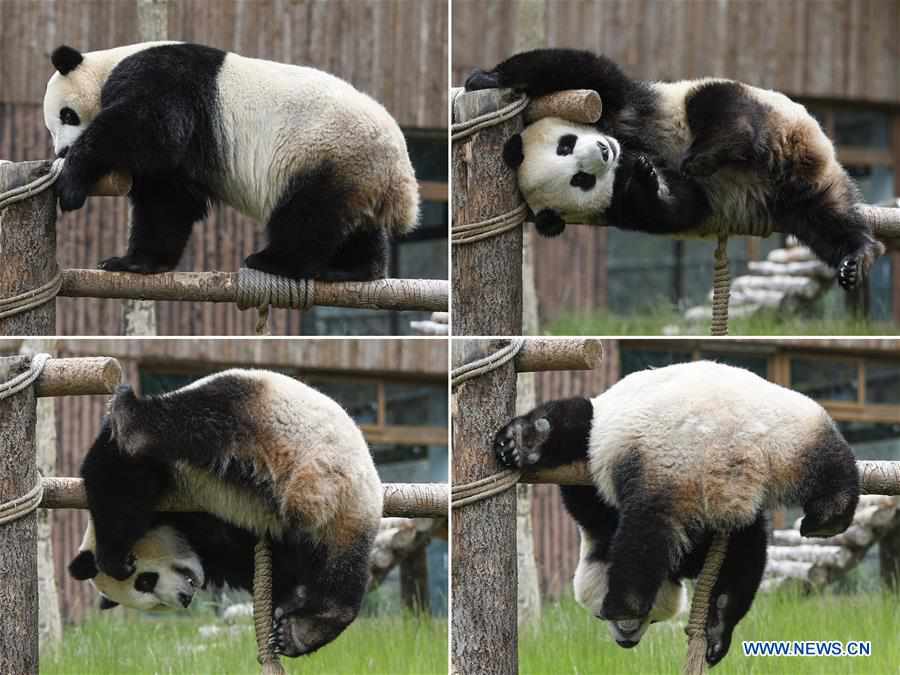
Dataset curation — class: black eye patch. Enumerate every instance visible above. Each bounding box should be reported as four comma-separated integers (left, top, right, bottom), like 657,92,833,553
59,107,80,126
134,572,158,593
556,134,577,156
570,172,597,190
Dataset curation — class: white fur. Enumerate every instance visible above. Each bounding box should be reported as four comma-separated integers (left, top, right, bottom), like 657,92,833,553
587,361,830,531
518,117,620,222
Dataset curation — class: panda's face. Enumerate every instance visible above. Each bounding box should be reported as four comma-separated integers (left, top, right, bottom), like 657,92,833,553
70,524,205,612
573,536,687,648
43,48,103,157
518,117,620,222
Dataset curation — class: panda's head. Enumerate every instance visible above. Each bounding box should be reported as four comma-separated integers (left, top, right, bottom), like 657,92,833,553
68,520,205,612
573,540,687,648
503,117,620,237
43,46,102,158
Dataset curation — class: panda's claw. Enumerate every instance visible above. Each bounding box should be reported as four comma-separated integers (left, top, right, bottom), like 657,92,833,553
838,255,860,290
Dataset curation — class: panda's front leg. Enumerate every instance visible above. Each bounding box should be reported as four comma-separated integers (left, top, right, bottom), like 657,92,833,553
493,397,594,470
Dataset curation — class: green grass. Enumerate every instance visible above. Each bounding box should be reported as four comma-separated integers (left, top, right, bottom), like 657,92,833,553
546,307,898,336
519,591,900,675
41,608,447,675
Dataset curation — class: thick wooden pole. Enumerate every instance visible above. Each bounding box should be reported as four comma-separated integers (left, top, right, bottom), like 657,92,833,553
451,341,518,675
0,162,58,336
0,356,39,674
452,90,524,335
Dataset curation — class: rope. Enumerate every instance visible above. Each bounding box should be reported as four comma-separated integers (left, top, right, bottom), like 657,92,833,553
253,537,285,675
683,532,730,675
710,236,730,336
452,202,528,246
0,353,49,526
236,268,315,336
451,93,529,142
0,158,64,210
451,339,525,508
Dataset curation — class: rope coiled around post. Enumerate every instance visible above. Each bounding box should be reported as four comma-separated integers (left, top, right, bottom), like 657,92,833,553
0,353,49,525
451,339,525,509
452,202,528,246
253,537,285,675
236,268,315,335
450,92,529,142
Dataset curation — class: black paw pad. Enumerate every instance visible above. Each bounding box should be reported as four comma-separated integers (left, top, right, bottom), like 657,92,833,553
838,255,860,290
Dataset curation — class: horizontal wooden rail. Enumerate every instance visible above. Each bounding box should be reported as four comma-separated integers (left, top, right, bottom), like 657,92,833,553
515,338,602,372
59,269,449,312
40,477,448,518
35,357,122,397
521,460,900,496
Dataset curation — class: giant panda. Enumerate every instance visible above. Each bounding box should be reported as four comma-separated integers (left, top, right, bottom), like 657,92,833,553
467,48,882,290
67,369,383,658
493,360,859,666
43,42,419,280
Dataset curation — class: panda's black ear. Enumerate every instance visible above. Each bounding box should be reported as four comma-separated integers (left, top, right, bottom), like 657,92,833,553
503,134,525,169
99,597,120,610
69,550,98,580
51,46,84,75
534,209,566,237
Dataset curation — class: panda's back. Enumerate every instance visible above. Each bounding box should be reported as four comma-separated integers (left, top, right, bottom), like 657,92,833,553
215,53,411,221
587,361,833,526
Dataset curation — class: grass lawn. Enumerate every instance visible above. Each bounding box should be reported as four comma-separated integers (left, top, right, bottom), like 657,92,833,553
41,608,447,675
546,308,899,336
519,591,900,675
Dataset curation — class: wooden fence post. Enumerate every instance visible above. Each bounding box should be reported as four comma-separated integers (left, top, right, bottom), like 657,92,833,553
0,162,58,335
451,340,519,675
0,356,39,674
452,90,524,336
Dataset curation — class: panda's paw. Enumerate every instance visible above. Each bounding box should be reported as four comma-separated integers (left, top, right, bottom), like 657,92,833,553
634,155,660,192
705,594,732,666
56,171,89,212
269,616,286,657
493,417,552,469
838,255,861,290
465,68,501,91
98,255,174,274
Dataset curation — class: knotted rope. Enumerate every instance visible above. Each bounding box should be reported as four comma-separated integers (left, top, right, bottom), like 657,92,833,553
236,268,315,335
0,353,49,526
451,339,524,509
683,532,730,675
253,537,285,675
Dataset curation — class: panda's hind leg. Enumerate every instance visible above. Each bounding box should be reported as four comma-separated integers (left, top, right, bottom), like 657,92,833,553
247,162,386,282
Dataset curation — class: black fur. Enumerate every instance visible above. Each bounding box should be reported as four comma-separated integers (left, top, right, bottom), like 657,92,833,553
608,153,710,234
51,45,84,75
469,48,880,287
794,423,859,537
53,43,392,281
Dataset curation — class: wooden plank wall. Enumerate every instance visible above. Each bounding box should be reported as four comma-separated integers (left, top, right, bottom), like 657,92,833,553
453,0,900,330
47,338,447,622
0,0,447,336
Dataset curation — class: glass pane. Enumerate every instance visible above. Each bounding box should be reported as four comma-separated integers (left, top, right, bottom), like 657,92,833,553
698,353,768,379
847,164,895,204
834,110,889,148
404,133,448,182
790,358,858,401
620,349,692,376
385,383,447,427
865,360,900,404
305,379,378,424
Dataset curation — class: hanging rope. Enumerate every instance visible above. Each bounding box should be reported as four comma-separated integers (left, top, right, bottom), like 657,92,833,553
0,353,49,526
0,158,64,210
683,532,730,675
710,236,731,336
253,537,285,675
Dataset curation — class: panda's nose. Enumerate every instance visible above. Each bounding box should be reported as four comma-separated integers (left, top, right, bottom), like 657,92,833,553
178,593,192,608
